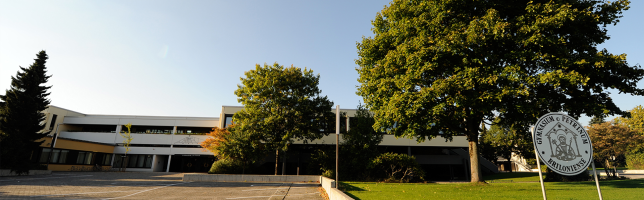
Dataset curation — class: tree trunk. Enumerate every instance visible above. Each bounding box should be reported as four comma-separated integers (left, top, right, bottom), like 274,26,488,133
468,140,484,182
275,149,279,175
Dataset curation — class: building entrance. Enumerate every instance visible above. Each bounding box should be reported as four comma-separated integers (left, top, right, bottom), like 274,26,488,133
169,155,215,172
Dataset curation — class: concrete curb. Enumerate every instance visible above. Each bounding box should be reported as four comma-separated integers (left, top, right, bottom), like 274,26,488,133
182,174,355,200
0,169,52,176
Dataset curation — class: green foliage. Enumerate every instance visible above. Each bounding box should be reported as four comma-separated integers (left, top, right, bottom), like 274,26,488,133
208,159,248,174
626,148,644,169
233,62,334,174
356,0,643,182
590,115,606,125
587,121,644,177
369,152,425,183
616,105,644,135
479,118,533,169
341,103,384,180
201,124,264,173
119,123,133,154
0,51,52,174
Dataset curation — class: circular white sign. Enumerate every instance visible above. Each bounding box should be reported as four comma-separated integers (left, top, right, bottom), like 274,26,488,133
533,113,593,176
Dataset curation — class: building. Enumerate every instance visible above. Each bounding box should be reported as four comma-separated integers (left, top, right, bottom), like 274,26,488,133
38,105,502,181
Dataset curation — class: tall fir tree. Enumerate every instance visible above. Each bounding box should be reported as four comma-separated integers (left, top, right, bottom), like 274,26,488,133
0,50,52,174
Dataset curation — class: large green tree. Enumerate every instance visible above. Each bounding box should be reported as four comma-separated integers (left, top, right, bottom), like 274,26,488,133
356,0,644,182
0,50,52,174
234,63,334,175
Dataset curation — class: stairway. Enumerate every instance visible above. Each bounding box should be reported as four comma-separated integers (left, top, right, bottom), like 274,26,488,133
450,148,499,174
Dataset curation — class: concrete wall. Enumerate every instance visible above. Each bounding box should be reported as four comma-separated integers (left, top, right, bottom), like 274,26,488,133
183,174,320,183
320,176,354,200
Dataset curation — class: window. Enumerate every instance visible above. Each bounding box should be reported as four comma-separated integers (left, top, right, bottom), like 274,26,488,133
40,148,51,163
49,114,57,130
113,154,154,168
224,114,233,128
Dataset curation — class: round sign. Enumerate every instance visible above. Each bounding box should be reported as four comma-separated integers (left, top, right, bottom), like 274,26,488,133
533,113,593,176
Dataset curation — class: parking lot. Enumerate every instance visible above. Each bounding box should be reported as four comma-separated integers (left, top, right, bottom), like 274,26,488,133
0,172,325,200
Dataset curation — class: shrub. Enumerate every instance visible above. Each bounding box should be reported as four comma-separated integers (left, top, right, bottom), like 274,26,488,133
368,152,425,183
543,165,591,182
209,159,247,174
626,148,644,169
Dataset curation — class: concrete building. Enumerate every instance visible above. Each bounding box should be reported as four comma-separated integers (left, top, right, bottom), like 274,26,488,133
38,105,503,180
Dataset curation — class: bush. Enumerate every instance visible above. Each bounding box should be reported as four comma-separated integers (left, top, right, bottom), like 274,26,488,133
369,152,425,183
209,159,250,174
626,149,644,169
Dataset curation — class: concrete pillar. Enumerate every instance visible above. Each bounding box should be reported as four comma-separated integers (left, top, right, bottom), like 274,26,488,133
150,155,157,171
115,125,122,133
166,155,172,172
172,126,177,134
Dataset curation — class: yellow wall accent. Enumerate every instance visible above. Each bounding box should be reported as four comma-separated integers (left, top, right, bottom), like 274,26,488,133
38,137,114,153
47,164,111,171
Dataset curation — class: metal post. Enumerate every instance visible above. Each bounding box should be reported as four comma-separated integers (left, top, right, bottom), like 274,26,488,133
335,105,340,188
46,123,62,168
591,160,603,200
531,126,547,200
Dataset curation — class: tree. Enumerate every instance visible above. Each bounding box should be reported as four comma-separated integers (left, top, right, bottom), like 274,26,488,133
616,105,644,135
340,103,384,180
480,118,534,172
589,115,606,125
234,63,334,175
587,121,644,178
0,50,52,174
200,124,264,174
356,0,644,182
118,123,133,171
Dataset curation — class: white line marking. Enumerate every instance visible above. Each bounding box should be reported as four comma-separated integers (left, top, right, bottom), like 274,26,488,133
225,195,282,199
241,187,289,191
30,190,138,197
105,182,190,199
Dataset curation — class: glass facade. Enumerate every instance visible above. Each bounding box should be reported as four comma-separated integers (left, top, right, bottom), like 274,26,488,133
38,148,111,165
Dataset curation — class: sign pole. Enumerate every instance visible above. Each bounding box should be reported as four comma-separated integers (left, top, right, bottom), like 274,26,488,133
531,126,547,200
591,159,603,200
335,105,340,188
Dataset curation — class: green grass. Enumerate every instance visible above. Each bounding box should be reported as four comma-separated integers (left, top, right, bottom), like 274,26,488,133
483,172,543,182
342,177,644,200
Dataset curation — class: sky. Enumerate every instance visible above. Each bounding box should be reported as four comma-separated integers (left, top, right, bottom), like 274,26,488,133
1,0,643,127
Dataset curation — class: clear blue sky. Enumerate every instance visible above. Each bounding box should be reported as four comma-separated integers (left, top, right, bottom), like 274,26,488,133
1,0,643,127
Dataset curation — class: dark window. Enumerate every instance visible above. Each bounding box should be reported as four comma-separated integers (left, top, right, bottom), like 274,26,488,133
224,114,233,128
49,114,57,130
113,154,154,168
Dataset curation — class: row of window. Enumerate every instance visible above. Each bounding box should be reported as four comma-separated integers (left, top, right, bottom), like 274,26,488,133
39,148,112,166
113,154,154,168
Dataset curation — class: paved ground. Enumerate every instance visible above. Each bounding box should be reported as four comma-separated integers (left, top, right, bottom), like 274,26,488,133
0,172,325,200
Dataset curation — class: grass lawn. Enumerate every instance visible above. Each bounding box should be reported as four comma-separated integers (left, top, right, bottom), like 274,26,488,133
342,173,644,200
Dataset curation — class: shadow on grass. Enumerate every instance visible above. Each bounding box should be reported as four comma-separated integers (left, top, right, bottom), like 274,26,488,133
339,182,367,192
549,179,644,189
484,172,540,180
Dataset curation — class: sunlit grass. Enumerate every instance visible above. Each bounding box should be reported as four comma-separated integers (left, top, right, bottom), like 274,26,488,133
342,177,644,200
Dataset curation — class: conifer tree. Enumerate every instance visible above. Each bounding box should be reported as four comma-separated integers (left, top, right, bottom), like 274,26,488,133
0,50,52,174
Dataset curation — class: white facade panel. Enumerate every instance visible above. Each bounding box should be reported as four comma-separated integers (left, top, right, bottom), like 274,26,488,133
60,132,118,144
174,119,218,127
129,134,173,144
171,135,210,145
64,117,120,125
117,118,177,126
